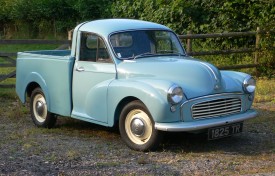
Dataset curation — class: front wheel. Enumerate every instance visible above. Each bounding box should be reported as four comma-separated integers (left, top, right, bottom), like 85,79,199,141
30,88,57,128
119,100,162,151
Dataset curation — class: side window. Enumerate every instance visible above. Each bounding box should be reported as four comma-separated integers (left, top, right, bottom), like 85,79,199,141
80,33,112,63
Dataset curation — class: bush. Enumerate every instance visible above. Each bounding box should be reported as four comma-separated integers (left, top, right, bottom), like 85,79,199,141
0,0,273,77
0,0,113,39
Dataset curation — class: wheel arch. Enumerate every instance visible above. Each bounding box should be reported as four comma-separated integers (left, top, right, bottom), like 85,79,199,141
114,96,139,127
18,72,51,111
26,82,41,98
107,79,172,127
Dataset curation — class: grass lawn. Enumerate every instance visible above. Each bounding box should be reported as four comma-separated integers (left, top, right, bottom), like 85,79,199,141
0,44,60,53
254,78,275,103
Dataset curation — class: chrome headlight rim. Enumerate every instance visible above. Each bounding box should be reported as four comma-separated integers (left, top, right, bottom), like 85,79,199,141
167,84,184,105
243,76,256,93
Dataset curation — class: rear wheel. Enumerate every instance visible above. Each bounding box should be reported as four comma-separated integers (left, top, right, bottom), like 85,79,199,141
30,88,57,128
119,100,162,151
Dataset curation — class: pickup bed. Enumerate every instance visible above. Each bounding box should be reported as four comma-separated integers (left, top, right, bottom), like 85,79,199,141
16,19,257,151
16,50,73,116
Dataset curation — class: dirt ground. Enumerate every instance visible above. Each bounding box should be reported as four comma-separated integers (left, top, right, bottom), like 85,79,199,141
0,100,274,176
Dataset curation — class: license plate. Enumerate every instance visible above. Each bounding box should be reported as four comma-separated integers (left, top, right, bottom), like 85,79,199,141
208,123,243,140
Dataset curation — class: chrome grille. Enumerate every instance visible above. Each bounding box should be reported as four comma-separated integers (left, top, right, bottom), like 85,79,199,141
192,98,241,119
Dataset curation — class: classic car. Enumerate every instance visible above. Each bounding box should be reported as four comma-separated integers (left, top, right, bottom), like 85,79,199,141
16,19,257,151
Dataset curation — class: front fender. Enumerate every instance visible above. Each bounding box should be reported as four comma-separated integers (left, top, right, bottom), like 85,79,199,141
221,71,255,109
221,71,249,90
107,79,182,126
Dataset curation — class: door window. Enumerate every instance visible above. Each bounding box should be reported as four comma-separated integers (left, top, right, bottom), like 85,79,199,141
80,33,112,63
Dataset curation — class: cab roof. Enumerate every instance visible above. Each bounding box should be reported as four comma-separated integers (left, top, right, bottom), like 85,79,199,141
77,19,171,37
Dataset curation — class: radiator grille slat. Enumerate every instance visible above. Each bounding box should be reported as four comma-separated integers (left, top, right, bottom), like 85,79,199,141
193,105,240,114
192,98,241,119
193,103,241,111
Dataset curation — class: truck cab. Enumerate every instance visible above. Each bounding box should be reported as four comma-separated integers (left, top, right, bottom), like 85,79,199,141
16,19,257,151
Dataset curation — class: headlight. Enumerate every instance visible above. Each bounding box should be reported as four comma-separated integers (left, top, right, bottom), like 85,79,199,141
167,85,183,104
243,76,256,93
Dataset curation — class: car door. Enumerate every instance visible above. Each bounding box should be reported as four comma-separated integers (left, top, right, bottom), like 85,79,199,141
72,32,116,124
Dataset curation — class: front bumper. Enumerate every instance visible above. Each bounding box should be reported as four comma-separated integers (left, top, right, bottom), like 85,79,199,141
155,109,257,132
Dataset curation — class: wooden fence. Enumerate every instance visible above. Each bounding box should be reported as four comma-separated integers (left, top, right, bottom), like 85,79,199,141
0,29,273,88
178,27,273,70
0,40,70,88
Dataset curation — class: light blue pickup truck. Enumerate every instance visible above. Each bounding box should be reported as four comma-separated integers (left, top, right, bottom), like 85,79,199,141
16,19,257,151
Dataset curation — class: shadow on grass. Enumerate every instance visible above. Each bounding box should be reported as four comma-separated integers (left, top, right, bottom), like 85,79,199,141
159,108,274,155
50,108,274,156
53,116,120,139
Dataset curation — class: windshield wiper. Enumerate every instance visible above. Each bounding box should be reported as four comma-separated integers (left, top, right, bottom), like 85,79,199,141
123,53,157,60
120,52,157,60
133,51,187,59
120,51,187,60
133,52,158,59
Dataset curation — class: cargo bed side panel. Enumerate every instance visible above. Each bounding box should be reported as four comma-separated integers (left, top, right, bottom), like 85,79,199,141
16,51,74,117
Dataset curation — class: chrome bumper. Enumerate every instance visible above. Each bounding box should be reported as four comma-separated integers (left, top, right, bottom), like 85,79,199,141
155,109,257,132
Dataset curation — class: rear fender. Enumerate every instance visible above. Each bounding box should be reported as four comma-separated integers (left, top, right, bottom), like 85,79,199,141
20,72,50,110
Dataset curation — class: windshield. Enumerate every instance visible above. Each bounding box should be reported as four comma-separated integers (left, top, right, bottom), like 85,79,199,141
109,30,186,59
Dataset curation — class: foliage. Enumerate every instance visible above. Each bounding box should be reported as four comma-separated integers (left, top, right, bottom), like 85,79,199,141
1,0,274,36
1,0,273,37
0,0,274,77
111,0,274,34
111,0,274,77
0,0,113,39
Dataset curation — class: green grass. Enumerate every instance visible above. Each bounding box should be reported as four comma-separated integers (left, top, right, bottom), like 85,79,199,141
254,78,275,103
0,43,60,86
0,88,17,100
0,44,60,53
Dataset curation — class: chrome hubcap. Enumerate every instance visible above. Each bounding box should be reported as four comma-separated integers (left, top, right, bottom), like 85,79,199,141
33,94,47,123
130,118,145,136
125,109,153,145
36,101,45,117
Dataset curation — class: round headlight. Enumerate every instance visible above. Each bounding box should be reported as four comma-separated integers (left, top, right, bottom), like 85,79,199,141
167,85,183,104
243,76,256,93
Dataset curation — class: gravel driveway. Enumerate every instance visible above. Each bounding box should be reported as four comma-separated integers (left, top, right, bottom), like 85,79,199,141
0,100,274,176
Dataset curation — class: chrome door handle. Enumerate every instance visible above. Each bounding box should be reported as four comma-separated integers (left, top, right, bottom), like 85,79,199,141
76,67,85,72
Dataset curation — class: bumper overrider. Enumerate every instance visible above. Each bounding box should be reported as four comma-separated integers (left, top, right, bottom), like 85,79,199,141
155,109,257,132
